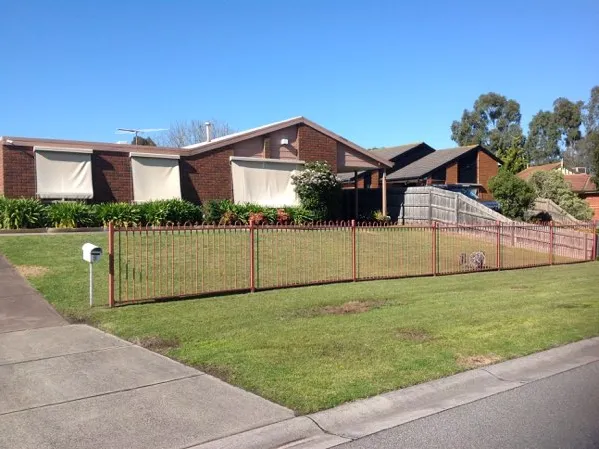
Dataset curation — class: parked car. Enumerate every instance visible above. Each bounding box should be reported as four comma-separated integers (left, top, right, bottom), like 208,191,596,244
434,184,501,212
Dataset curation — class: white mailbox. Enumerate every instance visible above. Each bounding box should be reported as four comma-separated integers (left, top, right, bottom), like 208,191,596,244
82,243,102,263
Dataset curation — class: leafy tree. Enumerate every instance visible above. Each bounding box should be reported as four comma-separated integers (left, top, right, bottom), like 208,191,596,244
587,131,599,183
131,136,156,146
525,110,561,164
291,161,341,220
525,98,583,165
496,136,528,174
450,92,523,154
583,85,599,133
528,171,593,220
488,171,536,220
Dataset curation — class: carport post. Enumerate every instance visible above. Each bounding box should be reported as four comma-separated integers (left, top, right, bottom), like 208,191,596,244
382,169,388,218
354,171,359,220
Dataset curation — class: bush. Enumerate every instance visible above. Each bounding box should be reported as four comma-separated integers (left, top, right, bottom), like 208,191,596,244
95,203,141,227
47,202,98,228
291,161,342,220
488,170,537,220
0,198,48,229
528,171,594,221
139,199,202,225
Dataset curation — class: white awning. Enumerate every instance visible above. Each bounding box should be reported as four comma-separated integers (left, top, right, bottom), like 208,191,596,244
34,147,94,199
130,155,182,202
230,157,304,207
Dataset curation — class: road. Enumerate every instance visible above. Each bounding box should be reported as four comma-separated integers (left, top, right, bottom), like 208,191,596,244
337,360,599,449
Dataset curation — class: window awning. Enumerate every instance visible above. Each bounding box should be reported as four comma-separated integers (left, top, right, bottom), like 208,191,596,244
230,157,304,207
34,147,94,199
130,154,182,202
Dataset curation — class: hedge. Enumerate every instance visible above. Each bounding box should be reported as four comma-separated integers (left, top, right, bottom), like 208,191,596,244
0,198,317,229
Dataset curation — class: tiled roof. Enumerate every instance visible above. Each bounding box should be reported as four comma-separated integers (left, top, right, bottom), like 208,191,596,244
564,174,598,192
516,162,561,180
369,142,425,160
386,145,478,181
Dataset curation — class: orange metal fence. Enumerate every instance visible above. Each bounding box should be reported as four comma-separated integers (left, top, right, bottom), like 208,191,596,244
107,221,597,306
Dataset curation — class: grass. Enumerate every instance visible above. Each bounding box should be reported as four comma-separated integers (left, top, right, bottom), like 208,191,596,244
0,234,597,414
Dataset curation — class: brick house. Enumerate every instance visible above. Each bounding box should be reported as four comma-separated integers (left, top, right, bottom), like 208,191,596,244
0,117,392,207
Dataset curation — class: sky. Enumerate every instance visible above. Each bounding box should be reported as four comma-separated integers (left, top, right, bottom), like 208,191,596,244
1,0,598,149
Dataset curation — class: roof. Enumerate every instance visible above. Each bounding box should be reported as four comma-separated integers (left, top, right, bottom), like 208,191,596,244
369,142,426,160
1,116,393,169
183,116,393,168
0,135,184,155
387,145,496,181
564,174,598,193
516,162,562,180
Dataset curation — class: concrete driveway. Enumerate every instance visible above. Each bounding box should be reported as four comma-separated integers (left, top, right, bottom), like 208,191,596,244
0,256,294,449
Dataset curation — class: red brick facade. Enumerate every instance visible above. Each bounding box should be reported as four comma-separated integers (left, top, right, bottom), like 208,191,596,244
181,148,233,203
581,193,599,220
297,124,338,172
2,146,36,198
92,151,133,203
0,124,384,204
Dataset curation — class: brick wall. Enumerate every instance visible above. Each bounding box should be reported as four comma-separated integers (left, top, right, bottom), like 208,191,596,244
446,162,458,184
3,146,36,198
477,150,498,201
297,124,338,172
92,151,133,202
581,194,599,220
181,148,233,203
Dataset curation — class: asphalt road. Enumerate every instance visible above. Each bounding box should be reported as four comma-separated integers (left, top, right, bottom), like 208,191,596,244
337,360,599,449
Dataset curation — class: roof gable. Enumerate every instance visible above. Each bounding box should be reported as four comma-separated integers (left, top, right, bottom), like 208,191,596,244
183,116,393,168
387,145,496,181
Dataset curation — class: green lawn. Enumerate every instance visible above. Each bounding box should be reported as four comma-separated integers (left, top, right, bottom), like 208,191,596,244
0,234,597,414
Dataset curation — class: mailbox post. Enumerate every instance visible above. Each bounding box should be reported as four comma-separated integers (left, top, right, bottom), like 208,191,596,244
82,243,103,307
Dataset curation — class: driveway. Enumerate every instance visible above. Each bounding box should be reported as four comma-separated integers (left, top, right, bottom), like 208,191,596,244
0,256,294,449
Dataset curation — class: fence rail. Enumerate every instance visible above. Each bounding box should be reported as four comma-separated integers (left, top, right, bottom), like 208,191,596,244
107,221,597,306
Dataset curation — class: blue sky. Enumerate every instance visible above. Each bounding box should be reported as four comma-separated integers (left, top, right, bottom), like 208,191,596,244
1,0,597,149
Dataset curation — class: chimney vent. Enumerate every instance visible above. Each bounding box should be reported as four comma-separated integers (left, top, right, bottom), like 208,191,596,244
205,122,212,142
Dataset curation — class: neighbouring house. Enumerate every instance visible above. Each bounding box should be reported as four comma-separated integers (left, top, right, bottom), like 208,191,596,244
517,163,599,220
0,117,392,209
339,142,436,188
383,144,501,201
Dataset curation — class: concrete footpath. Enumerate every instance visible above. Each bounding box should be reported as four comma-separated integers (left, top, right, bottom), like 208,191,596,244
1,253,598,448
0,256,295,449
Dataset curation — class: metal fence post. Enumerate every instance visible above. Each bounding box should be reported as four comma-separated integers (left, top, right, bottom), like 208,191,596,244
593,221,598,260
351,219,357,281
108,221,115,307
431,222,437,276
249,220,256,292
549,222,554,265
496,221,501,270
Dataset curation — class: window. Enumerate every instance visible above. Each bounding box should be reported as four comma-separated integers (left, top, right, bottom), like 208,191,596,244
34,147,94,199
230,157,304,207
130,153,181,202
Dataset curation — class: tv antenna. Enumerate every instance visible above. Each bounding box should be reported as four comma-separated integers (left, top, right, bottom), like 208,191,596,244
116,128,168,145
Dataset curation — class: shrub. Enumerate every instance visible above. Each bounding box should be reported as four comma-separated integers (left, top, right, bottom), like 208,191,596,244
139,199,202,225
291,161,342,220
285,206,315,224
47,202,98,228
95,202,141,227
202,199,235,224
528,171,594,220
373,210,391,223
0,198,48,229
488,170,537,220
